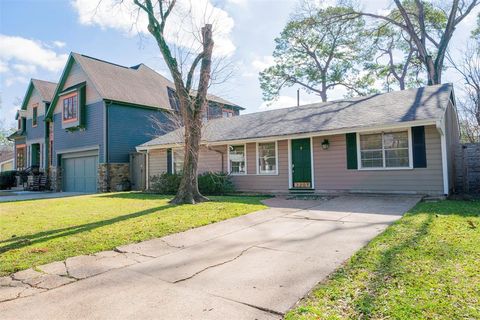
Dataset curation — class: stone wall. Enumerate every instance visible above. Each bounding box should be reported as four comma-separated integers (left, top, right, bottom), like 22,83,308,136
49,166,61,192
98,163,130,192
455,143,480,194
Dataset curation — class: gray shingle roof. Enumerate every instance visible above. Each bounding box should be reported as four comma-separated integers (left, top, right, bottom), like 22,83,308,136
73,53,240,110
31,79,57,102
140,83,453,148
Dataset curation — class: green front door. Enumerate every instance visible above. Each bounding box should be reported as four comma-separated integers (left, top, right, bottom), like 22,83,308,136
31,144,40,167
291,138,312,189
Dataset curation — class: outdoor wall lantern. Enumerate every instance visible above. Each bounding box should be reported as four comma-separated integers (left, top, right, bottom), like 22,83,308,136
321,139,330,150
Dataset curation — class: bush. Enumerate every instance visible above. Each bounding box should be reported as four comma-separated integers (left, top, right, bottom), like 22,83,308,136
198,171,234,195
149,171,234,195
150,173,182,195
0,171,17,190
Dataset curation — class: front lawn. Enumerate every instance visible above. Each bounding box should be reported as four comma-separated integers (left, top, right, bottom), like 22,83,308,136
286,200,480,320
0,192,267,276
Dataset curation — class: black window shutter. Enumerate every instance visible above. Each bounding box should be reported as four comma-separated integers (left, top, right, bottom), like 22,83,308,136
412,126,427,168
346,133,358,169
167,148,173,174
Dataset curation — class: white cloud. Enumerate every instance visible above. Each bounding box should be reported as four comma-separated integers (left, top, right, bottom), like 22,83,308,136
72,0,236,57
252,55,275,72
53,40,66,48
226,0,248,7
5,76,29,87
259,95,314,111
0,60,8,73
12,64,37,74
0,34,68,73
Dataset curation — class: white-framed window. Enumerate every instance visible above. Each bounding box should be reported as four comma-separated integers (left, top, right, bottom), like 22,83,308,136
257,141,277,175
357,129,412,170
172,148,184,174
228,144,246,175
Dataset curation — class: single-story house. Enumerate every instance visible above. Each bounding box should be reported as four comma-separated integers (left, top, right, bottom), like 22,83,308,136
137,84,459,196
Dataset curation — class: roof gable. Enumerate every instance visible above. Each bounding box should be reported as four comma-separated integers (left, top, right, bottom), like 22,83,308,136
20,79,57,111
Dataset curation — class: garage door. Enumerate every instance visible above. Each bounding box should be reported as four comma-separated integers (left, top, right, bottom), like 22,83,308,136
63,156,98,193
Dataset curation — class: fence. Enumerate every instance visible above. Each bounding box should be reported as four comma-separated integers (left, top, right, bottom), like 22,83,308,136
455,143,480,194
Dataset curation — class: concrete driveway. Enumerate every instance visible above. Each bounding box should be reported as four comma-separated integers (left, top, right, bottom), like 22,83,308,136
0,195,421,319
0,191,86,202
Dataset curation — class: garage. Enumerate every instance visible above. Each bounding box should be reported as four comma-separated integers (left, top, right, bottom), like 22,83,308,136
62,152,98,193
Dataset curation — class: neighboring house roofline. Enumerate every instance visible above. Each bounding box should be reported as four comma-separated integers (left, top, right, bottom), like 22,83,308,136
19,78,57,111
45,52,242,119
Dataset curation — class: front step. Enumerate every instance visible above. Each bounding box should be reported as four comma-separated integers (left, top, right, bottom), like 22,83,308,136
289,189,315,194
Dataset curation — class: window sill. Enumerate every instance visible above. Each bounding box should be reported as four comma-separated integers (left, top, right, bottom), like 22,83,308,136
358,167,413,171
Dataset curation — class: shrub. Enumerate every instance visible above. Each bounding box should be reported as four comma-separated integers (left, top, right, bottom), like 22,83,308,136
0,171,17,190
150,173,182,195
198,171,234,195
149,171,235,195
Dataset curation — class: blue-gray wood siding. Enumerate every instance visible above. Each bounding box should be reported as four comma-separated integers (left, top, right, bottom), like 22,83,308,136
107,103,171,163
15,137,26,145
25,115,46,140
52,100,104,165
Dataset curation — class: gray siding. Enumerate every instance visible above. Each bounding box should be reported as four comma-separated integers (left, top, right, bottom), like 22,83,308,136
313,125,443,194
231,140,290,193
53,100,104,165
25,115,46,140
148,149,168,188
107,103,170,163
145,125,444,195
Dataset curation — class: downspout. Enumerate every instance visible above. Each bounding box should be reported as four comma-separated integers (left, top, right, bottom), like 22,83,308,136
104,100,110,192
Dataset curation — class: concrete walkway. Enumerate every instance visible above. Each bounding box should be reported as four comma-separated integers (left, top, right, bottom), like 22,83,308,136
0,191,86,202
0,195,421,319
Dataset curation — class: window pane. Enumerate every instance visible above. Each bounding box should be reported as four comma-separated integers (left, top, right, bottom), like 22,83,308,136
229,145,245,174
361,150,383,168
384,131,408,149
258,142,276,174
72,95,78,118
360,133,382,150
173,149,184,173
385,149,409,167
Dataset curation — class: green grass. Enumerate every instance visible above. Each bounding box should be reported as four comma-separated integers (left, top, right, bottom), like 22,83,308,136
0,192,267,276
286,200,480,320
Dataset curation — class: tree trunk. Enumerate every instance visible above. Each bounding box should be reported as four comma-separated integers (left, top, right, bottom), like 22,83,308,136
170,114,207,204
170,24,214,205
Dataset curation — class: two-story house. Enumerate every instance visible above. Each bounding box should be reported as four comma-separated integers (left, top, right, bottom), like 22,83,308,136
10,52,242,193
9,79,57,172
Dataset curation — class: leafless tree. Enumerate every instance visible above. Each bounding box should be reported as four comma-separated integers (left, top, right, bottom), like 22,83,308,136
351,0,479,85
132,0,216,204
449,42,480,142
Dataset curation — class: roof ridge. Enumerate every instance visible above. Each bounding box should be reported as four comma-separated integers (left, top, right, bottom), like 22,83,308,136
31,78,58,85
75,52,133,69
244,83,452,118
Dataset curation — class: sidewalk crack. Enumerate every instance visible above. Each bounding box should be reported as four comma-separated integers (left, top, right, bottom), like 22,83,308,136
173,246,255,283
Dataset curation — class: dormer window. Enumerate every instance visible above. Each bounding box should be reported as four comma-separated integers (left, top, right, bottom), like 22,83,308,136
63,94,78,123
32,105,38,127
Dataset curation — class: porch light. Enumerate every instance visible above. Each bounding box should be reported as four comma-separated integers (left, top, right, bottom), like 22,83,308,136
321,139,330,150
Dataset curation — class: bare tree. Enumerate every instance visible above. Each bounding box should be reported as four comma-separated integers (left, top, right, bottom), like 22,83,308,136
352,0,479,85
133,0,214,204
450,43,480,142
367,24,424,91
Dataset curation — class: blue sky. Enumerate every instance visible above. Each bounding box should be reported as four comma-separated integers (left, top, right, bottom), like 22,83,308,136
0,0,478,128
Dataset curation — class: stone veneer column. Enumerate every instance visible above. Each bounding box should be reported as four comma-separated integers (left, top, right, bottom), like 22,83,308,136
97,163,130,192
48,166,62,192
